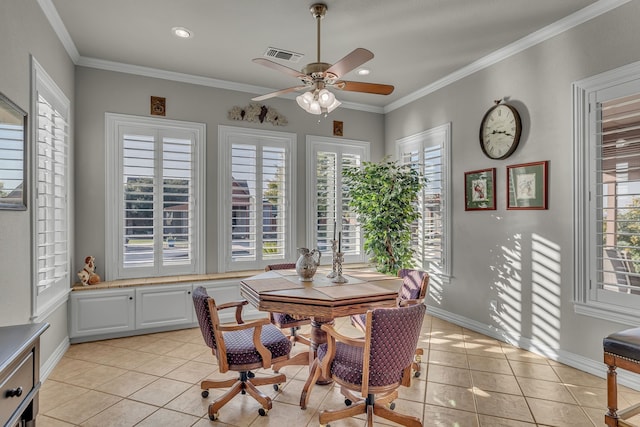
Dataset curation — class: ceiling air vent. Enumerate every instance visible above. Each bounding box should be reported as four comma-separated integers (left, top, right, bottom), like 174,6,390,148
264,47,303,63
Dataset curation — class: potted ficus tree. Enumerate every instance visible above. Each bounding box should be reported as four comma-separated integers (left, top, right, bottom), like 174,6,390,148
343,157,425,275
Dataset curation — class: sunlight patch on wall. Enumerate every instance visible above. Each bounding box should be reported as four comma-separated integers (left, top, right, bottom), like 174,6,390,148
491,234,523,335
531,233,561,353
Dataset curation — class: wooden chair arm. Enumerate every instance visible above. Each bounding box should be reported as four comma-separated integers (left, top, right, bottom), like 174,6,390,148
398,298,424,307
321,324,365,347
216,299,249,324
218,317,270,332
218,317,273,369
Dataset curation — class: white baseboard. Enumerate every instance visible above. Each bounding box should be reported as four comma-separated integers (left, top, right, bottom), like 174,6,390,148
41,335,70,382
427,305,640,391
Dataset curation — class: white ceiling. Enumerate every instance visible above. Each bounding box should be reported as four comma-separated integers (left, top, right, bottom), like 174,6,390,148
47,0,613,111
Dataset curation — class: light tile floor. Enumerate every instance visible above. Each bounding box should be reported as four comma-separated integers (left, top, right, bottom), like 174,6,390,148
37,314,640,426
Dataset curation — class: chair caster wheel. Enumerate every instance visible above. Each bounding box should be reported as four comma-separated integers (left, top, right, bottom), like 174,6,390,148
241,389,246,395
258,408,268,416
248,371,255,378
209,412,219,421
201,390,209,398
273,384,280,391
388,402,396,410
414,371,421,378
344,398,352,406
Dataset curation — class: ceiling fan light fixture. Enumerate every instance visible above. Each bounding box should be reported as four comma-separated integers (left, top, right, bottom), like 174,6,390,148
297,89,340,115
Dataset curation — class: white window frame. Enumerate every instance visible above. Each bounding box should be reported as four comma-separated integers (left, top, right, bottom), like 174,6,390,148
217,125,296,272
573,60,640,325
31,57,72,319
105,113,206,280
396,123,452,282
305,135,369,264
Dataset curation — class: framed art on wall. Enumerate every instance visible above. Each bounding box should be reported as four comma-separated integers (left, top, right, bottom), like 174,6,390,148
507,161,548,210
465,168,496,211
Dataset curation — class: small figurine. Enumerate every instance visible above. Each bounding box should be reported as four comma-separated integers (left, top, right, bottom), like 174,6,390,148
77,256,101,286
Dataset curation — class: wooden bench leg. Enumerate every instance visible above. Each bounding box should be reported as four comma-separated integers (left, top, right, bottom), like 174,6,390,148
606,360,619,427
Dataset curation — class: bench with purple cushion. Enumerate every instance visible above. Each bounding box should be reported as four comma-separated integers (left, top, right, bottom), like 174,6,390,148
604,327,640,427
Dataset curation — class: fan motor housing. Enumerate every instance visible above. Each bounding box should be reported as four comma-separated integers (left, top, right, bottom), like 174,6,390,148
302,62,337,81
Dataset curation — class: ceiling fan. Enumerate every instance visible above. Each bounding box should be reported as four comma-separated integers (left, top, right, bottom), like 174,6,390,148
251,3,394,114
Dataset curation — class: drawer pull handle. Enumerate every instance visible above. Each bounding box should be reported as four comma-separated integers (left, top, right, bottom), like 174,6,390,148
6,386,23,398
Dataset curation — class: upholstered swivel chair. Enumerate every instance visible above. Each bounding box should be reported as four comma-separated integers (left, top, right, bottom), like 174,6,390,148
350,269,429,377
301,304,426,427
264,263,312,371
192,286,291,420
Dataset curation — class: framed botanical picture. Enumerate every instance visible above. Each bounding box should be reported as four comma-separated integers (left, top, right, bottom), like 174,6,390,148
507,161,548,210
465,168,496,211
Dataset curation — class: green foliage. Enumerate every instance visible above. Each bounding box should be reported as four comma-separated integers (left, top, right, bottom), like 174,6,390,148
343,157,424,275
616,197,640,270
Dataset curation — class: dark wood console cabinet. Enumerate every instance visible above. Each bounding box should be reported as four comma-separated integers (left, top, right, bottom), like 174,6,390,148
0,323,49,427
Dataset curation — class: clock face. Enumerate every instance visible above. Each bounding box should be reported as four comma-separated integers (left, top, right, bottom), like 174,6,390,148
479,104,522,159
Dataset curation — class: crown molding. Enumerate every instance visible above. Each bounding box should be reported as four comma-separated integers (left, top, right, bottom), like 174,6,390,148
37,0,80,63
76,57,385,114
39,0,628,116
383,0,632,113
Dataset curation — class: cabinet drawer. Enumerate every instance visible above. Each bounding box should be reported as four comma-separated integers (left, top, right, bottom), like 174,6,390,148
0,351,34,423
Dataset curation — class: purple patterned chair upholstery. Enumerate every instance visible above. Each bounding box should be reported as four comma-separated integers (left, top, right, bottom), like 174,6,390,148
301,304,426,426
192,286,291,420
265,263,312,371
351,269,429,378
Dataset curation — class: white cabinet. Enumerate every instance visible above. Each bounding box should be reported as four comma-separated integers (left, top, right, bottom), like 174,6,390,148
135,283,194,329
69,278,266,342
70,288,135,338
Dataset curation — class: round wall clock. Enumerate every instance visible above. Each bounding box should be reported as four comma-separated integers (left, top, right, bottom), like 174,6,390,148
479,101,522,159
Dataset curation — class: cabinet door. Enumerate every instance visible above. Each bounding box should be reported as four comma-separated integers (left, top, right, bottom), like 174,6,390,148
135,284,194,329
70,289,135,337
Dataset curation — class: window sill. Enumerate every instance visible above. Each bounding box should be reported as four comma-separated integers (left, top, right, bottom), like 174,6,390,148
72,263,376,292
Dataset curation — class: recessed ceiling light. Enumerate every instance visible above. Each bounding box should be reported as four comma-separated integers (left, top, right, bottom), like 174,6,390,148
172,27,193,39
357,69,370,76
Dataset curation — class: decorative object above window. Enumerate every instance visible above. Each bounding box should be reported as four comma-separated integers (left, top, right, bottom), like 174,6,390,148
228,103,287,126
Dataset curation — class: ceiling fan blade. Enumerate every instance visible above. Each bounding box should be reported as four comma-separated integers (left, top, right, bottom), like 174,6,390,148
252,58,307,79
334,80,394,95
251,86,308,102
325,48,374,78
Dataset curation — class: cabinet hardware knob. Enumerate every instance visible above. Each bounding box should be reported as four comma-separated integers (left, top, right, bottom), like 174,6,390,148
129,297,133,300
6,386,23,397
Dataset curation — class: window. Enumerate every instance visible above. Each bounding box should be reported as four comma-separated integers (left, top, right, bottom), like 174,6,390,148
218,126,296,272
306,136,369,263
31,57,71,318
574,61,640,324
105,114,205,280
397,123,452,281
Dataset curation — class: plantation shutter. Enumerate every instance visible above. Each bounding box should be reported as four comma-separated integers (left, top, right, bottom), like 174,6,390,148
340,153,362,256
231,143,287,262
315,151,338,254
596,92,640,297
122,131,196,271
35,93,69,291
399,144,444,270
312,145,363,261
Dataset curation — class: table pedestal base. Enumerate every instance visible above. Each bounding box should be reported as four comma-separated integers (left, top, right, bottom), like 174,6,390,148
309,317,335,385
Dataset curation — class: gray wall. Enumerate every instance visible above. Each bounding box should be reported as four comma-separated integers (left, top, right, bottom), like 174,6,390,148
73,68,385,274
385,1,640,364
2,0,640,380
0,0,75,367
